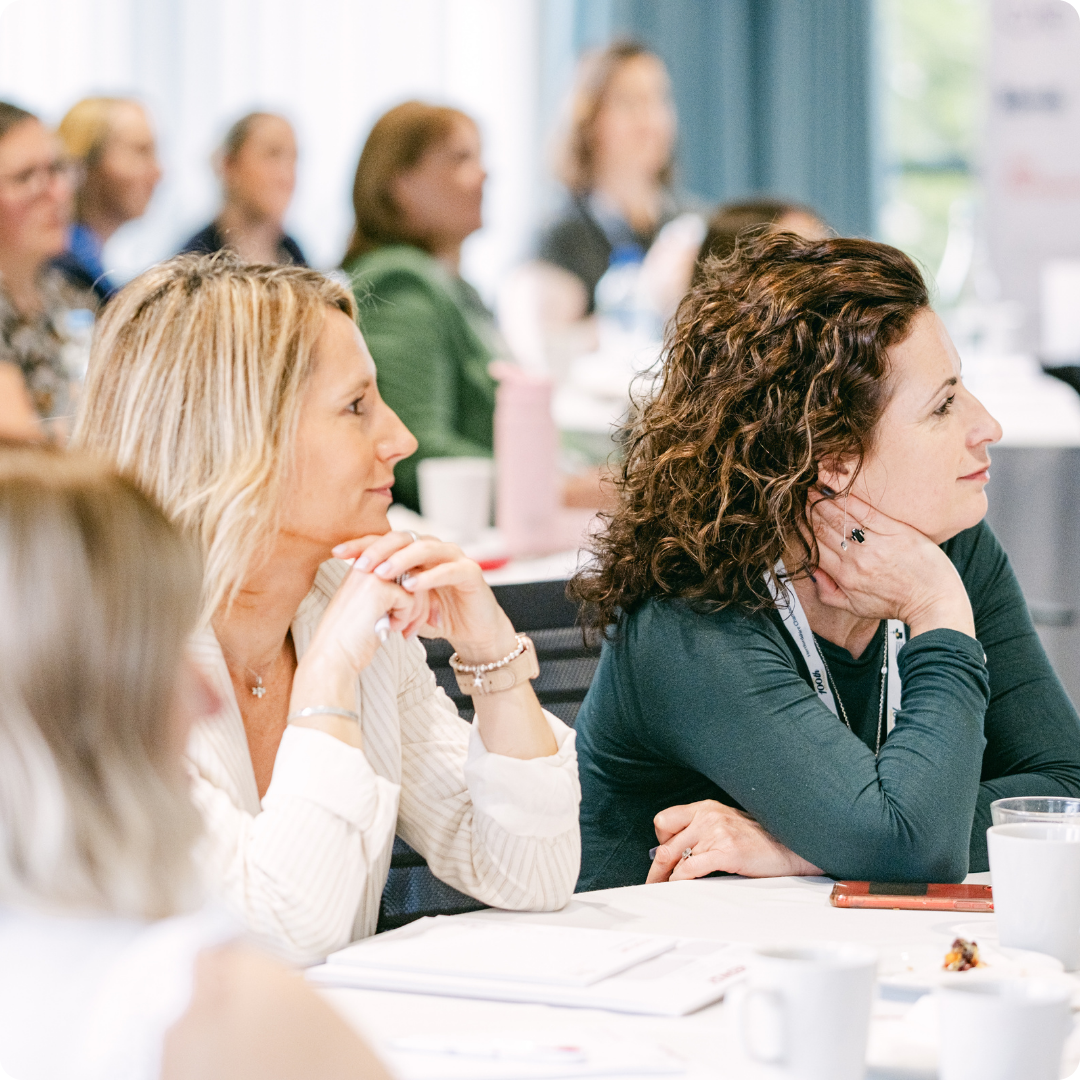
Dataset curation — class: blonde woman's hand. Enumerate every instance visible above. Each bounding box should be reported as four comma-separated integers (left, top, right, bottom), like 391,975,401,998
331,531,519,662
647,800,821,882
808,492,975,640
289,563,422,734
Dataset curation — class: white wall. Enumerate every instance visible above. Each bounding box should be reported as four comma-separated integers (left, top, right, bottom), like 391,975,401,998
0,0,541,301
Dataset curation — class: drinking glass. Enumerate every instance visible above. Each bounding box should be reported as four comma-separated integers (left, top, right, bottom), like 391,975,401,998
990,796,1080,827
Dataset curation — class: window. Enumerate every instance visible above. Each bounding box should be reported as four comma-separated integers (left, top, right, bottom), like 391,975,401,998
878,0,989,289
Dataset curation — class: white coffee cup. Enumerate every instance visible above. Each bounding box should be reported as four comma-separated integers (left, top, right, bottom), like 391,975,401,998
987,821,1080,969
937,979,1070,1080
735,943,876,1080
416,456,493,543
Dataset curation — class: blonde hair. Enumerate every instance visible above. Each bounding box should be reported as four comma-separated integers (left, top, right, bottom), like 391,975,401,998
72,253,355,623
58,97,125,163
58,97,144,218
0,447,203,918
556,40,673,194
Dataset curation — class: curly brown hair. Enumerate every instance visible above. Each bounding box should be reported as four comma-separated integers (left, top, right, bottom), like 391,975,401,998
570,230,929,630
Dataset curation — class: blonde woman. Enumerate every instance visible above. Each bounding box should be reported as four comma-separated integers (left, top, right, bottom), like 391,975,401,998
73,254,580,963
56,96,163,301
0,448,390,1080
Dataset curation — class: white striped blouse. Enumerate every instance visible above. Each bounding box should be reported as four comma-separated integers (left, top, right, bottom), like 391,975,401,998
185,558,581,965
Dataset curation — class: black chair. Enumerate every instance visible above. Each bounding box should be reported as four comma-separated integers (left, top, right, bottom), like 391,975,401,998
375,578,602,933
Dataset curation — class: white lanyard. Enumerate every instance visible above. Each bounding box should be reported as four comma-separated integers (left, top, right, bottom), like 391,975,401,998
767,562,906,735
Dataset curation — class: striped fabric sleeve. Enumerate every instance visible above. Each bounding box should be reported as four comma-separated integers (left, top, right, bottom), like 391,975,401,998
393,639,582,912
189,727,399,965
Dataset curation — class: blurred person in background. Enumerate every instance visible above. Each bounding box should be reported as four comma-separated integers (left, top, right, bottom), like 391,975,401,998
692,198,828,282
54,96,163,301
0,363,41,441
499,41,702,372
180,112,307,266
539,40,701,312
0,102,98,439
74,255,580,964
342,101,502,513
0,448,391,1080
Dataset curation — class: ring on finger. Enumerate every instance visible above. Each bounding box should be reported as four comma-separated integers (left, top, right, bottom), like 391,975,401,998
680,847,693,861
405,529,419,543
850,527,866,545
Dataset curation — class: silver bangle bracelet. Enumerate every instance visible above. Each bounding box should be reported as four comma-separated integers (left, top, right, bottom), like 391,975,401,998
287,706,360,724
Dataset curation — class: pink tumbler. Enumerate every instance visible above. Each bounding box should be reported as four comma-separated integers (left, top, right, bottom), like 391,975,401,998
492,363,560,557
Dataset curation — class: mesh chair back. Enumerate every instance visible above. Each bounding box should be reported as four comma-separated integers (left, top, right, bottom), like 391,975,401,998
375,578,601,931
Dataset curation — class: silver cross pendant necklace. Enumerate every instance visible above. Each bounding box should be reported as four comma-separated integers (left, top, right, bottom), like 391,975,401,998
220,643,274,699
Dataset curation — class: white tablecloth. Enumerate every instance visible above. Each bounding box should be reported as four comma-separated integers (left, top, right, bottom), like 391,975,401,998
317,873,1080,1079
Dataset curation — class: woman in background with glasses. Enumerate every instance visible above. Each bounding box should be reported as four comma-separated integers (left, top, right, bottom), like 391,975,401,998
0,101,98,440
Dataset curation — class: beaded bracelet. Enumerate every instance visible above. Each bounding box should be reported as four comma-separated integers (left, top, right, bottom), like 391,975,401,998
448,634,529,679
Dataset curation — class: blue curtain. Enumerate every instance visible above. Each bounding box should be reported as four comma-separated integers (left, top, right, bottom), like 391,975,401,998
541,0,876,238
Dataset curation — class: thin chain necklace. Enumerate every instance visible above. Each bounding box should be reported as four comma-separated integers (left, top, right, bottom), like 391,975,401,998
814,632,889,756
219,641,278,699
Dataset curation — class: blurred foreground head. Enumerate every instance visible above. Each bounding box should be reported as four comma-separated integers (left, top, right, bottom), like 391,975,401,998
0,447,203,918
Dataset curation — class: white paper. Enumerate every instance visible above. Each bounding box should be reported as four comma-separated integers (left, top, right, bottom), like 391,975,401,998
310,932,749,1016
325,917,676,988
381,1036,686,1079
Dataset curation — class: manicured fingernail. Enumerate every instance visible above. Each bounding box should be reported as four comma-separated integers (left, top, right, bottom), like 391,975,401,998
820,485,836,496
376,562,394,578
354,556,370,571
810,574,817,583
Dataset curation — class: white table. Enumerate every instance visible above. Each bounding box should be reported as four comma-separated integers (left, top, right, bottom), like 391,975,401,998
317,873,1080,1079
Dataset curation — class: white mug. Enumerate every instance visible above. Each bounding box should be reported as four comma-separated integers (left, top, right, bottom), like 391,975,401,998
735,944,876,1080
416,456,493,543
987,821,1080,969
937,979,1071,1080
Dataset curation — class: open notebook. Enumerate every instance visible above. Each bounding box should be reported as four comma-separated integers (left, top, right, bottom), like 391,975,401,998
306,916,748,1016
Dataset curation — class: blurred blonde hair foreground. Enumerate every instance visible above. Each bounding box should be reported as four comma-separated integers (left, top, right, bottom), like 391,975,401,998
72,253,355,623
0,446,202,918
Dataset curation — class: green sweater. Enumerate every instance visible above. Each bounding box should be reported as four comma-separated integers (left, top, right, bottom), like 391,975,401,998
575,521,1080,890
346,245,498,512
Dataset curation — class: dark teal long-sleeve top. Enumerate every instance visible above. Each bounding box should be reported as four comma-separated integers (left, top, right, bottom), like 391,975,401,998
575,521,1080,891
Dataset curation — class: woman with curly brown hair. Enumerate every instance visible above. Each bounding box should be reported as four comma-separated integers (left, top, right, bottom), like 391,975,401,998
572,230,1080,890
